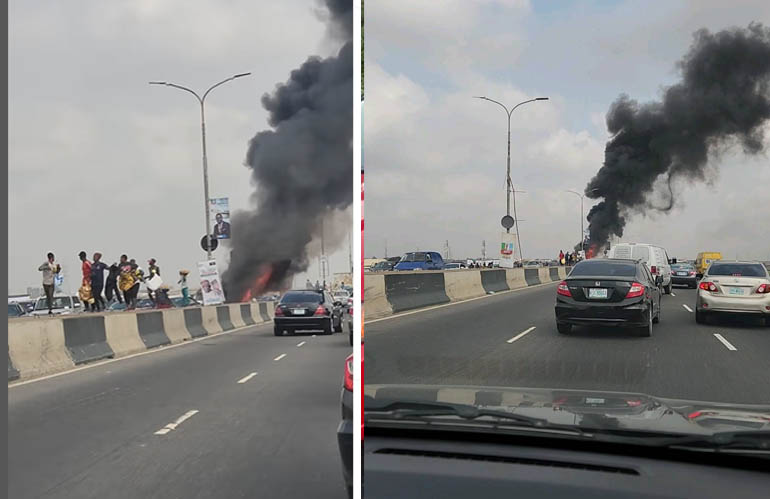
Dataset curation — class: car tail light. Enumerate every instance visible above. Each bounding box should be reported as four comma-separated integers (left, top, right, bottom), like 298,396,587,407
343,353,353,392
314,305,327,316
625,282,645,298
557,281,572,297
689,271,696,276
274,306,284,316
756,283,770,294
699,281,718,292
348,307,353,315
650,266,657,275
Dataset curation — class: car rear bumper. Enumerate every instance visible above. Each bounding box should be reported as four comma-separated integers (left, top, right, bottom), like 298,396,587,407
671,276,696,285
696,292,770,314
273,317,330,330
555,300,649,327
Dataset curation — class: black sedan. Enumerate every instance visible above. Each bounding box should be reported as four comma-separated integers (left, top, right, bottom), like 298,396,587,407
555,258,662,337
273,289,341,336
670,263,697,288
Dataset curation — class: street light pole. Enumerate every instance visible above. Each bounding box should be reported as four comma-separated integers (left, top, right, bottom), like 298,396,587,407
474,96,548,262
150,72,251,260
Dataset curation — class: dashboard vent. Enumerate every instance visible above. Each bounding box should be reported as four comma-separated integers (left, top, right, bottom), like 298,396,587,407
374,448,638,475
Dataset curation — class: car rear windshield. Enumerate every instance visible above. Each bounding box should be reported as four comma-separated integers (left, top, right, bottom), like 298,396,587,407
401,252,427,262
671,264,694,270
280,291,323,304
707,263,767,277
569,261,637,277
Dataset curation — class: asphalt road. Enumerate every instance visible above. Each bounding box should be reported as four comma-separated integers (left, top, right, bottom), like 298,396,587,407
9,321,351,499
364,282,770,404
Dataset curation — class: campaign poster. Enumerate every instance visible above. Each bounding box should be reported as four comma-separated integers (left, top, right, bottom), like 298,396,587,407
209,197,231,239
500,232,516,268
198,259,225,305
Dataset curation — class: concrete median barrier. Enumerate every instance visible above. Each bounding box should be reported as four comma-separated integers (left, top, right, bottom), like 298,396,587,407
216,306,235,331
229,304,246,328
505,268,527,289
538,267,551,284
103,313,146,356
549,267,560,281
524,268,541,286
444,270,485,301
161,309,192,344
136,311,172,349
201,306,222,335
183,307,208,338
8,351,20,381
480,269,509,294
62,316,114,365
364,273,393,319
257,302,271,322
384,272,450,313
240,304,255,325
8,318,74,378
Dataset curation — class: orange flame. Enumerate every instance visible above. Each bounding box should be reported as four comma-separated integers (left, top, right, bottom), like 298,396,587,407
241,264,275,302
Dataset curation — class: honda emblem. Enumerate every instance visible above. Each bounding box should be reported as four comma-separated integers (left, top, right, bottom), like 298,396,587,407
595,281,601,286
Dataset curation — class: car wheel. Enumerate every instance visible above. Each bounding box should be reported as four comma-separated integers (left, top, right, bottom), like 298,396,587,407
695,309,707,324
322,319,333,335
637,308,652,337
664,283,672,295
556,322,572,335
273,325,282,336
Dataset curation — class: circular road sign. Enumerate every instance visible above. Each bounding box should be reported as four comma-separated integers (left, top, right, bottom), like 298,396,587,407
501,215,515,230
201,235,219,252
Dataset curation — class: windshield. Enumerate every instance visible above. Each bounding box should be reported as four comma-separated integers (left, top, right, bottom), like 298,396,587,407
569,261,637,277
400,252,427,262
8,304,24,317
280,291,323,304
362,1,770,460
707,263,767,277
34,297,71,310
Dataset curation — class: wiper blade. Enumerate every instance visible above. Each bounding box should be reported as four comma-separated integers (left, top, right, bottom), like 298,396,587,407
365,400,583,434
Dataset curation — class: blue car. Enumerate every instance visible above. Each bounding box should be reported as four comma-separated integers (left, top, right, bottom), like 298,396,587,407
394,251,444,271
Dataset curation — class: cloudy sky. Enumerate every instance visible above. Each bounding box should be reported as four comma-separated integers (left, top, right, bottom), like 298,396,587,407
9,0,353,294
364,0,770,263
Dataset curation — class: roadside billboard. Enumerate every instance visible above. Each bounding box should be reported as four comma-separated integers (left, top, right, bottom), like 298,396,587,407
500,232,516,268
197,259,225,305
209,197,231,239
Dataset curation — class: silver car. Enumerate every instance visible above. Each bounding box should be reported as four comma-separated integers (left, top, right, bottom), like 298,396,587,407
695,261,770,325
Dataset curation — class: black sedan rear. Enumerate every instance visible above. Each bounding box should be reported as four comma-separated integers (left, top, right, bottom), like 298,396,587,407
671,263,697,288
555,259,662,337
274,289,338,335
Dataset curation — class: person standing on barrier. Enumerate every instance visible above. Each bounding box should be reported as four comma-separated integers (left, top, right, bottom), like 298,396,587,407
78,251,94,312
119,255,137,309
105,262,122,304
147,258,160,303
178,269,190,306
559,250,565,265
38,252,61,315
90,252,108,311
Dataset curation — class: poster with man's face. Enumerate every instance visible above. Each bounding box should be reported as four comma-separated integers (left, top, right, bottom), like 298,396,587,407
209,197,231,239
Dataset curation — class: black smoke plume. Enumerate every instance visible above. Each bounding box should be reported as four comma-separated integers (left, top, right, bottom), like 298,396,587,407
223,0,352,301
586,23,770,249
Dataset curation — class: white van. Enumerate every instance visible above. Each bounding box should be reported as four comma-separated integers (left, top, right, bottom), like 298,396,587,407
607,243,674,294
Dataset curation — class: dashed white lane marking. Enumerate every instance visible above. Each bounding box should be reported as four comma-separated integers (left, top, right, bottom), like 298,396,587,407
682,304,693,312
237,372,258,384
155,410,199,435
274,354,287,361
312,335,316,338
713,334,737,351
670,292,676,297
507,326,537,344
297,341,306,347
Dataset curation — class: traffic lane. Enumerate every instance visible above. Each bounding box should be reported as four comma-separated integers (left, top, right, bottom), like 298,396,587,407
365,283,768,404
365,283,560,384
9,321,350,499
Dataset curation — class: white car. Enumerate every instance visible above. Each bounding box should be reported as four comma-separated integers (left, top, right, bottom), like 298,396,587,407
607,243,673,294
29,295,83,316
695,261,770,325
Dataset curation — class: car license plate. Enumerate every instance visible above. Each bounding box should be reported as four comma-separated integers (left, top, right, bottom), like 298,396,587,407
292,308,305,315
677,272,688,276
588,288,608,299
728,287,745,296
